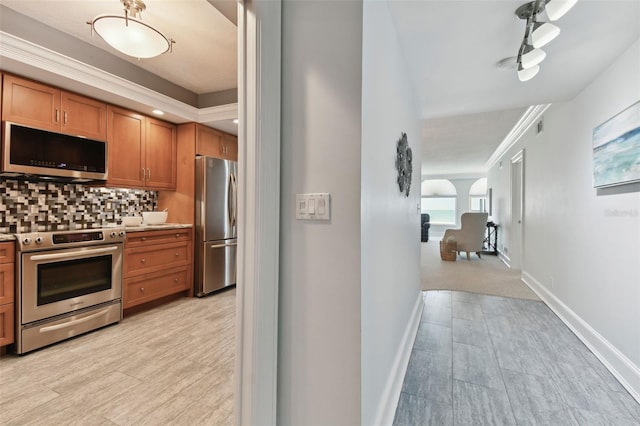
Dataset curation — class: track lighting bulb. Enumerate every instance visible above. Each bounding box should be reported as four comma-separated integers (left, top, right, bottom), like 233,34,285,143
531,21,560,48
518,63,540,82
520,45,546,68
545,0,578,21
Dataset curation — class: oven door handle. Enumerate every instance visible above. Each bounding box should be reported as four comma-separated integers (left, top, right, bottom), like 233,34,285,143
39,307,111,333
29,246,119,261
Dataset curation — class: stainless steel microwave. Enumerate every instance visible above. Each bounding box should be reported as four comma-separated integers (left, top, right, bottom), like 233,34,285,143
1,122,107,182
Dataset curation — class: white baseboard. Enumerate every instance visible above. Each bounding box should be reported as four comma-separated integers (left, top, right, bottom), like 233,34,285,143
498,249,511,268
522,271,640,403
374,292,423,426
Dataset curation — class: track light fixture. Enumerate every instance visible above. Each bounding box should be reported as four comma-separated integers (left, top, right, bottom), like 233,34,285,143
506,0,578,82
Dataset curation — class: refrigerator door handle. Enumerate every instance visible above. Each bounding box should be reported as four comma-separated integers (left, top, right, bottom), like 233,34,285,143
210,242,239,249
227,173,234,228
231,173,238,228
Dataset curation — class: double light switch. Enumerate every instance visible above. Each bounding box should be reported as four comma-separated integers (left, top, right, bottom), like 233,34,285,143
296,193,331,221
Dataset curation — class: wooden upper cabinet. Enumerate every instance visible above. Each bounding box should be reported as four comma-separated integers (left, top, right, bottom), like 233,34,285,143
61,92,107,140
107,105,176,190
195,124,237,161
2,74,107,140
196,125,223,158
222,133,238,161
146,117,177,190
107,106,146,188
2,74,60,131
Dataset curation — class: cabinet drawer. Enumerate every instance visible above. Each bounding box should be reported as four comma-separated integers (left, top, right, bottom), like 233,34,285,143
125,242,190,277
0,263,14,306
125,228,192,247
0,303,15,347
0,242,15,264
124,267,190,309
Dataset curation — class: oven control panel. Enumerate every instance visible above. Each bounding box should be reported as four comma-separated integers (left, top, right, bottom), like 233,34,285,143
15,228,126,251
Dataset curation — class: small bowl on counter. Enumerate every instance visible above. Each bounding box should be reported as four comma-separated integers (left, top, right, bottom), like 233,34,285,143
121,216,143,227
142,211,168,225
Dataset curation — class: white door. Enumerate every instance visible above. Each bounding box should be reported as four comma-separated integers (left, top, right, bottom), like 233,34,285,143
510,150,524,269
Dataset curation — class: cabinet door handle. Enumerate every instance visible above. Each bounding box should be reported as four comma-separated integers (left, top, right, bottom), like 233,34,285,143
64,111,68,124
147,168,151,181
140,287,145,292
55,109,60,123
174,278,179,283
141,168,146,180
141,258,146,263
175,252,180,257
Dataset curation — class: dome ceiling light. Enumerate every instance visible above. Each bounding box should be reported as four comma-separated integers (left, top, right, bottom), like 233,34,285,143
500,0,578,82
87,0,175,59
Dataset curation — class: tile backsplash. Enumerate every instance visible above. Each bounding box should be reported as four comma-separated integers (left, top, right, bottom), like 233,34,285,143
0,178,157,233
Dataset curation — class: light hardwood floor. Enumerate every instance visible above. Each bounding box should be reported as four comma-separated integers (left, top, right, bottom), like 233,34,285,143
0,288,235,425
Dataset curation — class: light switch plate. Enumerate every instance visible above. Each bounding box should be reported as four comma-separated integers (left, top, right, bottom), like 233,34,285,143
296,193,330,220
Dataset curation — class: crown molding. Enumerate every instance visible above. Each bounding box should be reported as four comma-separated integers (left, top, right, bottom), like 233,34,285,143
0,31,236,124
484,103,551,171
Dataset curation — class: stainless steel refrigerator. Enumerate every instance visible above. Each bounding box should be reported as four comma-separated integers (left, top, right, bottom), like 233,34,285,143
195,155,237,296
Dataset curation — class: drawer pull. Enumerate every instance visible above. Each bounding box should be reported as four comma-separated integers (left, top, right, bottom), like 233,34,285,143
175,252,180,257
141,237,147,241
140,287,145,292
141,258,146,263
176,233,181,238
174,278,179,283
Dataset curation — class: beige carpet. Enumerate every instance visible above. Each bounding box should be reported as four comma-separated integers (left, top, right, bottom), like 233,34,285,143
422,239,540,300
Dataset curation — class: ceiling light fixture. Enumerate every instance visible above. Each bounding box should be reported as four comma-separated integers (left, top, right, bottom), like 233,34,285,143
504,0,578,82
87,0,175,59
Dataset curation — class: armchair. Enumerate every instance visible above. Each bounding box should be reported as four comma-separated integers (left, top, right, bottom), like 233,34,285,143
442,212,488,260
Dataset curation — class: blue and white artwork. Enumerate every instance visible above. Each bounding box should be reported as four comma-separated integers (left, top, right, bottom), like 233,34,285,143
593,101,640,188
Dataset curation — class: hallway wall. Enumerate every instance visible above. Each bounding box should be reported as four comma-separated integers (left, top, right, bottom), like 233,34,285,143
361,1,422,424
488,38,640,399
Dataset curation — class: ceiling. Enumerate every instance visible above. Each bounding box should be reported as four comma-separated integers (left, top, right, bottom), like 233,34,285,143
387,0,640,177
1,1,639,174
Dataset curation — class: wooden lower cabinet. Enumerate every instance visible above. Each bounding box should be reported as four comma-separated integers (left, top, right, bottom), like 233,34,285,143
123,228,193,311
0,242,15,347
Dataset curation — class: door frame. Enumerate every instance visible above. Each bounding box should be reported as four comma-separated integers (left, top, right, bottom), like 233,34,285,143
235,1,281,424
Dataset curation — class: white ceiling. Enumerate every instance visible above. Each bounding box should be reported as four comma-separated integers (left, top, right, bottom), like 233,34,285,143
1,1,639,175
387,0,640,177
1,0,238,94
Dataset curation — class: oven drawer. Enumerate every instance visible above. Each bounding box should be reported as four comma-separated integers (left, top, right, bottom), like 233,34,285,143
123,266,190,309
19,301,121,354
125,242,191,277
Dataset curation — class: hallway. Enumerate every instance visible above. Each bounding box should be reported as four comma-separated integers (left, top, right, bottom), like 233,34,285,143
393,290,640,425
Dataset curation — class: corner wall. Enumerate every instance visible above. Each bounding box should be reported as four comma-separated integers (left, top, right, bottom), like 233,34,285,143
488,38,640,399
279,1,363,424
361,2,423,424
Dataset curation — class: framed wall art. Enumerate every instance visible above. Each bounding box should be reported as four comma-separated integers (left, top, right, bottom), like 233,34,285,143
592,100,640,188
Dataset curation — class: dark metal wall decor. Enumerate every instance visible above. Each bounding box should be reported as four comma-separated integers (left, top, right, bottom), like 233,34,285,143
395,132,413,197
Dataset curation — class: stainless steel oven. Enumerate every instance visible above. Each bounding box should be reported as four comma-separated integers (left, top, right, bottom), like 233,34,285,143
15,228,125,354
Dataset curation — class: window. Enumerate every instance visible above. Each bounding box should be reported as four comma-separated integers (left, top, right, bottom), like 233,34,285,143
421,179,457,224
469,178,488,213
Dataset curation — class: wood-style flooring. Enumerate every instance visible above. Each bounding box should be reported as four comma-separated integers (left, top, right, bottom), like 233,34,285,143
0,288,235,425
394,290,640,425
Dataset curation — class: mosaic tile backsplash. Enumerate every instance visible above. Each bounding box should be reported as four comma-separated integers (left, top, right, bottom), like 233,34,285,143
0,178,157,233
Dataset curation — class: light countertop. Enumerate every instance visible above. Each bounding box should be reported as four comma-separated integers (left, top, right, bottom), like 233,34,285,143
0,234,16,241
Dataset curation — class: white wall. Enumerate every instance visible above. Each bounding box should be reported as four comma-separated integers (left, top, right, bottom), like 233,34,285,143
279,1,363,424
361,1,422,424
488,38,640,398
